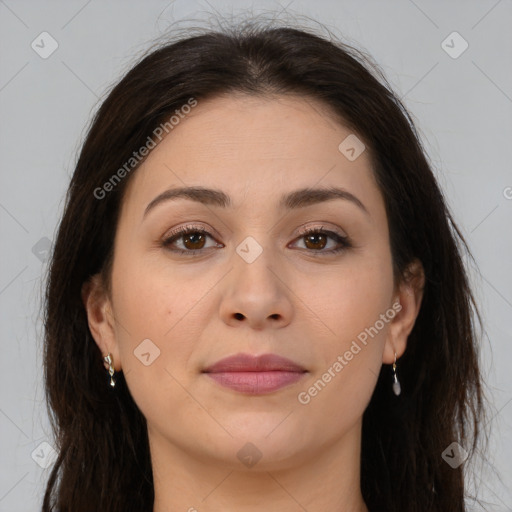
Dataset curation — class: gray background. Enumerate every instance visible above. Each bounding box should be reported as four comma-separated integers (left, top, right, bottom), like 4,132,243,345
0,0,511,510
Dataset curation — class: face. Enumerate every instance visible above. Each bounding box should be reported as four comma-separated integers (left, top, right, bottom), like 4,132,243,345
86,93,419,473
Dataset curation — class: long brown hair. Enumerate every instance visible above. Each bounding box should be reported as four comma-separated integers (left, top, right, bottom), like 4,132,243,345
42,19,486,511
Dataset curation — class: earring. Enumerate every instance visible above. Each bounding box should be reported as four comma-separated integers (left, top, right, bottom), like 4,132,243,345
392,352,401,396
103,353,116,388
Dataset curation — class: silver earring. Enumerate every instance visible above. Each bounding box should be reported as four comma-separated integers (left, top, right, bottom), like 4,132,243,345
392,352,401,396
103,353,116,388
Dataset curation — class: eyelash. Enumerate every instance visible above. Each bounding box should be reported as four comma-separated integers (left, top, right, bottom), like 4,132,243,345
161,224,352,257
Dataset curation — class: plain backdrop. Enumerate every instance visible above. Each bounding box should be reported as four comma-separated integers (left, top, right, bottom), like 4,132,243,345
0,1,511,510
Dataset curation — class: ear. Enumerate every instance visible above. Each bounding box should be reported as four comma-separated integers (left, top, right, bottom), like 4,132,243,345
81,274,122,371
383,259,425,364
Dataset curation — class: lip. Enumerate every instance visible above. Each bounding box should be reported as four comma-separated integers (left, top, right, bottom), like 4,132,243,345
202,353,307,394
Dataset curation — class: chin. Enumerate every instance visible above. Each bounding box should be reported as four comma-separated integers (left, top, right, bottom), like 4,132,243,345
203,423,315,470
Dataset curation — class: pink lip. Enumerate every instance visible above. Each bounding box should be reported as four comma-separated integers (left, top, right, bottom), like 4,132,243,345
202,353,307,394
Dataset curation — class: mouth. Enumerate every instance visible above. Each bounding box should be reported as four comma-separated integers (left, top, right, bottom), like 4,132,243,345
202,353,308,395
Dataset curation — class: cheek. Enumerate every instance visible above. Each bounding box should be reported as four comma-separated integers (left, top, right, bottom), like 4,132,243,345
114,269,173,340
293,247,394,418
110,254,200,383
295,274,391,432
299,254,394,349
112,249,206,338
110,258,203,426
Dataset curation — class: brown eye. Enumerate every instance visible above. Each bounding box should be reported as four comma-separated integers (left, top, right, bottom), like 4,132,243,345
162,226,221,255
182,232,206,250
303,232,328,250
291,227,351,255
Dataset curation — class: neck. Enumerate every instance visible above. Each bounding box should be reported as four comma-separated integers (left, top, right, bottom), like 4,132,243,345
151,420,369,512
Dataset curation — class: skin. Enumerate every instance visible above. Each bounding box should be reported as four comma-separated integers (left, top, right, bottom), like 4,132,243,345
83,93,424,512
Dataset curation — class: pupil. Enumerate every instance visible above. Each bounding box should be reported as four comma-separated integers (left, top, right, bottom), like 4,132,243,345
185,233,204,249
306,234,326,250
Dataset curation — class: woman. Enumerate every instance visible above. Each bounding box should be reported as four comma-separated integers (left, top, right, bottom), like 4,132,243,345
42,20,485,512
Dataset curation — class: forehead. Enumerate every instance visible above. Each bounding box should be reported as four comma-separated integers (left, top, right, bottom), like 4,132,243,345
149,93,358,164
121,93,381,217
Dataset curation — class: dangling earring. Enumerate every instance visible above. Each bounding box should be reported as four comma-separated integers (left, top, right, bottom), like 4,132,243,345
392,352,401,396
103,352,116,388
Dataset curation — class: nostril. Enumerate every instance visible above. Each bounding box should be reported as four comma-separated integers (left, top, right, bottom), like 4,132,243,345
234,312,244,320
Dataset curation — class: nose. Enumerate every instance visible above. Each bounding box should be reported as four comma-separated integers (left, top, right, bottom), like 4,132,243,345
218,244,294,330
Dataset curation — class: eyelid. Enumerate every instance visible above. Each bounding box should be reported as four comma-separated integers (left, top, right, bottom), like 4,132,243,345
163,223,215,239
295,223,347,239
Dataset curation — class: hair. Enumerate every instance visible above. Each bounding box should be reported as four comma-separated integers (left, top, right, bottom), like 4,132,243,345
42,17,486,512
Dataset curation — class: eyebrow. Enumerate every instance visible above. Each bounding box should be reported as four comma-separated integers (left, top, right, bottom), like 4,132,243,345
143,185,369,219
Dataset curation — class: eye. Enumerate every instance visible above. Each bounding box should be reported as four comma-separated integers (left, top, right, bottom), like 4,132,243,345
161,225,222,255
290,226,351,254
161,224,351,256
